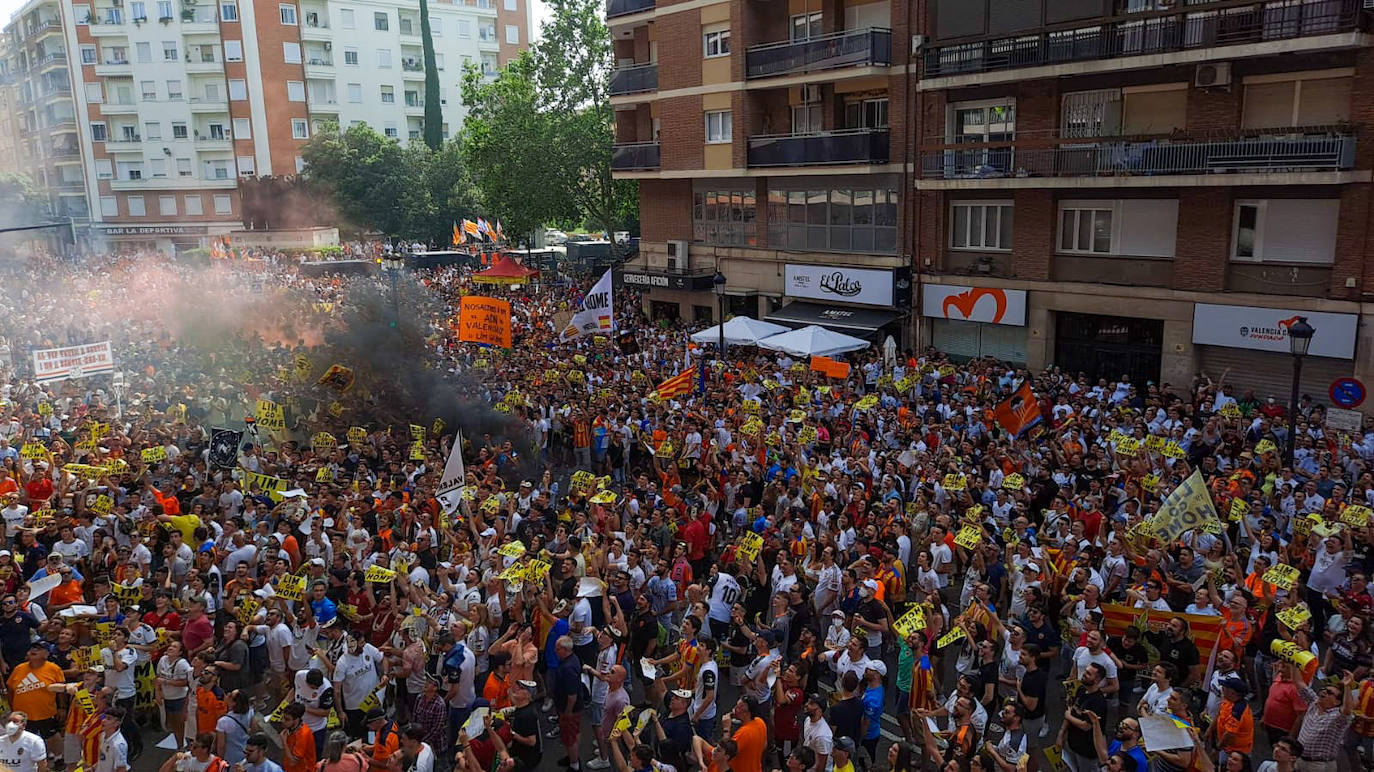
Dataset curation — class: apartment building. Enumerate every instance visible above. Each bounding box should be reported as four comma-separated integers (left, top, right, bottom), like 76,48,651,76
614,0,1374,391
0,0,528,253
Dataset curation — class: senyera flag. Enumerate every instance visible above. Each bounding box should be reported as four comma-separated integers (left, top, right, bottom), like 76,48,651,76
654,369,696,401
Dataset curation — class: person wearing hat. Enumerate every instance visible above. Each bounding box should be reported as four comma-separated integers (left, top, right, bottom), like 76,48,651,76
359,708,399,772
1210,676,1255,763
859,660,886,763
650,688,695,772
831,736,857,772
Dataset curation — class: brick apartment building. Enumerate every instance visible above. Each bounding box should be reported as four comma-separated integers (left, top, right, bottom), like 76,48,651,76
614,0,1374,396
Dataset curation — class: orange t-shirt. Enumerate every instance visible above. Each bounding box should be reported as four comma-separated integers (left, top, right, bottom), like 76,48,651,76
8,661,63,720
1215,701,1254,753
0,480,18,498
195,686,227,734
483,673,510,711
284,724,317,772
369,722,399,768
732,717,767,772
49,580,84,609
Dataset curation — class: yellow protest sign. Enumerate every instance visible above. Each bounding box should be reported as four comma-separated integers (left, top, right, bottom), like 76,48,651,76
140,446,166,463
328,402,344,418
1342,505,1373,527
525,559,551,583
942,474,966,491
1262,563,1300,591
236,597,260,626
431,418,446,437
797,426,818,445
1219,402,1242,419
1115,437,1140,456
89,495,113,515
410,441,425,461
570,471,596,492
37,402,51,417
312,433,337,451
254,399,286,431
1229,499,1250,523
497,542,526,558
1141,474,1160,493
347,427,367,445
409,424,425,441
1144,435,1165,452
954,524,983,550
276,574,305,602
892,605,926,638
936,626,966,649
855,395,879,411
294,354,312,381
1149,470,1219,542
315,467,333,483
20,442,46,460
1255,439,1278,456
737,532,764,562
589,490,618,505
1276,605,1312,630
365,565,397,583
1161,441,1185,459
1003,473,1024,491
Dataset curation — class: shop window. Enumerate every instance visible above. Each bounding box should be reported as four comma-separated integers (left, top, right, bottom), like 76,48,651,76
692,189,756,246
767,186,898,254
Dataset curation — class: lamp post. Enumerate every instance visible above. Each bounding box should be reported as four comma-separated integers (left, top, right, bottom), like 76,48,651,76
1284,316,1315,469
713,270,727,358
382,253,404,329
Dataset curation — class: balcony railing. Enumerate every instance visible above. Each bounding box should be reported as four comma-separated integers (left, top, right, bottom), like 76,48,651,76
609,62,657,95
924,0,1362,77
746,27,891,79
307,57,333,66
919,129,1358,179
402,60,423,71
38,52,67,66
611,142,660,170
747,127,889,167
607,0,653,18
28,20,60,37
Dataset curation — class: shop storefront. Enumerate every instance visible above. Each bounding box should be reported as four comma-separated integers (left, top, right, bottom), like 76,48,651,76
763,263,912,346
1054,312,1164,387
93,224,211,254
618,267,718,323
1192,303,1359,398
921,284,1028,364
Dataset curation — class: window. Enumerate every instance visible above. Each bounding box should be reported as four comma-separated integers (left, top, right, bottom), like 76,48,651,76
286,81,305,101
791,105,822,134
347,82,362,102
136,42,152,63
237,155,255,175
950,201,1013,251
127,196,146,216
206,160,229,178
295,156,305,173
228,79,247,101
104,7,122,23
84,83,103,103
214,194,232,214
384,123,398,138
340,8,354,27
204,82,220,101
457,19,470,38
1059,206,1113,254
80,45,97,64
481,54,497,75
377,49,392,68
431,18,441,35
703,28,730,58
75,5,91,23
1058,199,1177,257
1060,89,1120,139
704,110,731,143
1242,74,1352,129
184,195,202,215
279,4,297,24
380,85,394,103
232,118,251,138
144,121,161,139
504,0,516,10
100,196,118,217
159,195,176,215
434,53,444,70
1232,199,1339,264
220,1,237,21
791,12,822,40
283,42,301,63
130,1,146,19
505,24,518,44
163,41,178,61
767,187,899,253
845,98,889,129
692,189,757,246
107,45,128,64
157,0,172,19
945,99,1016,177
479,22,495,41
166,80,182,100
171,121,188,138
224,40,243,61
208,123,226,139
177,157,192,176
291,119,308,139
150,159,166,177
344,48,358,65
141,81,157,100
114,84,133,103
95,159,113,179
374,11,388,30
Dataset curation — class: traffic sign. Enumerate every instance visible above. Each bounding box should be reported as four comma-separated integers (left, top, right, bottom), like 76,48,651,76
1330,377,1365,408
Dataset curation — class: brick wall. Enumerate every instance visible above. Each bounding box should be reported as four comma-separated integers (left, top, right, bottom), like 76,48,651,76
640,179,693,242
654,11,703,91
916,191,944,270
1012,189,1053,280
1184,84,1239,134
1335,183,1369,299
1350,48,1374,169
658,94,704,170
1172,188,1231,292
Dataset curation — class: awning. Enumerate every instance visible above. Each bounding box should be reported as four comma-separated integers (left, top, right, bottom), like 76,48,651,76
765,301,900,332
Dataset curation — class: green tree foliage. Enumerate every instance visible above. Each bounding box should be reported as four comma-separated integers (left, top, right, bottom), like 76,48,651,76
419,0,443,150
0,172,52,227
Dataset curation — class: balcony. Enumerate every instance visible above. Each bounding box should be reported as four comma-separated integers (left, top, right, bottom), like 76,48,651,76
747,127,889,167
302,20,330,40
606,0,653,19
28,19,62,38
188,97,229,112
402,59,424,72
746,28,891,80
609,62,657,96
99,100,139,115
184,57,222,73
924,0,1362,79
37,52,67,70
611,141,659,170
194,136,231,150
404,99,425,113
181,11,219,33
399,20,418,37
88,21,129,37
95,60,132,76
110,176,237,190
105,138,145,153
304,58,333,77
918,128,1358,181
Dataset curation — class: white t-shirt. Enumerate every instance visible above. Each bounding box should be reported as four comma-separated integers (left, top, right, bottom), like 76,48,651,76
293,671,334,732
102,646,138,698
802,716,834,758
406,743,434,772
570,599,594,646
1071,648,1118,682
1140,683,1174,716
334,643,383,710
267,622,293,672
0,730,47,772
929,543,953,588
95,731,127,772
157,655,193,700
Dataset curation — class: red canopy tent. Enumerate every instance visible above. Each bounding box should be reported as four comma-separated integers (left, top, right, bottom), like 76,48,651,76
472,254,539,285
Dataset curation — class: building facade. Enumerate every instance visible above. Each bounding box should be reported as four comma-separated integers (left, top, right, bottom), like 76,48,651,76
0,0,529,252
616,0,1374,394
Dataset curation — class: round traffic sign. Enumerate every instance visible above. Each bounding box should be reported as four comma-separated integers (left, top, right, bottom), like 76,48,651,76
1330,377,1366,408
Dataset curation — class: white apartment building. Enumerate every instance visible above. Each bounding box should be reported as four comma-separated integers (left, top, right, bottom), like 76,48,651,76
1,0,529,253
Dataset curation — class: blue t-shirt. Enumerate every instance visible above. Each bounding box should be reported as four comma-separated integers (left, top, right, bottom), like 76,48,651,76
1108,740,1148,772
311,596,337,625
544,617,569,668
861,684,884,740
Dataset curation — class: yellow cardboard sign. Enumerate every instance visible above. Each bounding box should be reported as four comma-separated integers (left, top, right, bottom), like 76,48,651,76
737,532,764,562
254,399,286,431
1162,441,1186,459
1262,563,1300,591
942,474,966,491
892,605,926,637
1003,473,1024,491
89,495,113,515
141,446,166,463
20,442,47,460
1229,499,1250,523
954,524,983,550
275,574,305,602
365,565,397,583
1115,437,1140,456
1276,605,1312,630
347,427,367,444
1342,505,1373,527
936,626,966,649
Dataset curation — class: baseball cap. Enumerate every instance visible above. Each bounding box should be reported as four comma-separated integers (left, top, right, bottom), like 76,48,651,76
835,737,855,754
670,689,692,700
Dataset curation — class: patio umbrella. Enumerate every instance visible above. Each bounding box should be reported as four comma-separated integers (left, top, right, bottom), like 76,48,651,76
756,325,871,357
689,316,790,346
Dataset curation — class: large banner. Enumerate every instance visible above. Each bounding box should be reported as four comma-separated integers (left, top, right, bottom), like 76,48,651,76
560,269,614,342
1150,469,1221,542
32,341,115,383
459,297,513,348
1100,603,1227,680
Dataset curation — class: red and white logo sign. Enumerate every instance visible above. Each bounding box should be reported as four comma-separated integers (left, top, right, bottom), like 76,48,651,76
921,285,1027,326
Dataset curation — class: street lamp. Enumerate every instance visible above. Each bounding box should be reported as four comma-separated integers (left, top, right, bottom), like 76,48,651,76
1284,316,1315,469
382,253,404,329
713,270,727,358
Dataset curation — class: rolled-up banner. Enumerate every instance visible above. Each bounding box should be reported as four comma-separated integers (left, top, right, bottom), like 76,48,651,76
1270,639,1319,680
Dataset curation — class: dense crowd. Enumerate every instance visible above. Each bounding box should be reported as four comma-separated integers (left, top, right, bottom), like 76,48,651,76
0,247,1364,772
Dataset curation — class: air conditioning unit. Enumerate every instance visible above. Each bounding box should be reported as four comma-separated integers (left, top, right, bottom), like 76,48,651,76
323,41,331,50
910,34,925,54
665,239,688,270
1194,62,1231,88
800,84,820,103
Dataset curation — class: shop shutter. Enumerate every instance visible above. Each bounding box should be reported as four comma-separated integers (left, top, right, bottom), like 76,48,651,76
1196,345,1354,404
978,323,1027,365
931,319,1026,365
931,319,980,362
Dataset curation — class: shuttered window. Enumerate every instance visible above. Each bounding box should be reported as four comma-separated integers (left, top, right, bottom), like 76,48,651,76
1243,75,1352,128
1122,89,1186,134
1242,81,1295,129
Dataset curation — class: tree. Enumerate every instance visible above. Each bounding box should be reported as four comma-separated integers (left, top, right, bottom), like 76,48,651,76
299,123,409,235
0,172,52,228
419,0,443,150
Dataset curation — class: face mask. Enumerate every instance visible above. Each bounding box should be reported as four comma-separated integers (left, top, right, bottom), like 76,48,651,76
5,722,19,735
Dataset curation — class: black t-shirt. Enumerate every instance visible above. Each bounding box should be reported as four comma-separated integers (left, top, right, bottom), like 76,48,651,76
1023,620,1058,658
1158,636,1200,681
1019,667,1048,720
828,695,863,744
508,704,541,770
976,660,1000,711
1066,689,1109,757
1107,636,1150,692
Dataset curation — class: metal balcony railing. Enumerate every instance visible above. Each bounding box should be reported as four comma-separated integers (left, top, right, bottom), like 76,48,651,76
606,0,653,18
746,27,891,79
747,127,889,167
924,0,1361,77
609,62,657,95
611,142,660,170
919,130,1358,179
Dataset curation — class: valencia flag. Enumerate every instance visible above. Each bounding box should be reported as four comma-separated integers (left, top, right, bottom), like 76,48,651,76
654,369,696,401
993,380,1043,437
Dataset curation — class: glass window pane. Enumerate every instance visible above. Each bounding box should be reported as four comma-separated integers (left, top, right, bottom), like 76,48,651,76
875,190,897,227
788,191,806,223
853,190,873,226
984,206,1000,247
831,226,851,251
807,190,827,225
853,228,874,252
830,189,851,225
1076,211,1092,251
1236,204,1257,257
693,192,703,221
999,205,1014,249
953,205,969,248
1061,210,1075,251
875,227,896,253
968,205,984,247
1092,210,1112,253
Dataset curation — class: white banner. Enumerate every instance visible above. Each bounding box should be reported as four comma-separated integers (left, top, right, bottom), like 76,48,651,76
784,264,894,307
31,341,115,383
1192,303,1357,359
921,285,1027,326
560,269,615,342
436,431,467,515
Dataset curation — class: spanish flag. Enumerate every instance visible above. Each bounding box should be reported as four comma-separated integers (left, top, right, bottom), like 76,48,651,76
654,369,696,401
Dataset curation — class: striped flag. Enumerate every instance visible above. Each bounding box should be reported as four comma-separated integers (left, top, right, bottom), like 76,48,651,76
1100,603,1226,678
463,219,480,237
654,370,696,401
452,222,461,246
